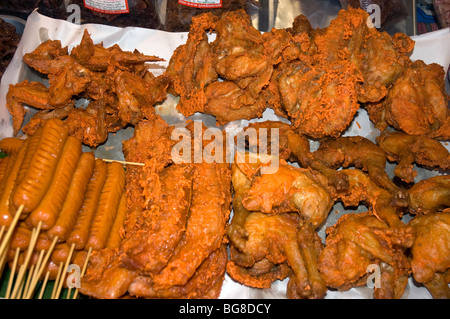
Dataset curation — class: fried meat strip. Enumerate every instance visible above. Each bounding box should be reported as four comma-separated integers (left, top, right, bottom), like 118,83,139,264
151,160,231,288
317,212,413,299
378,131,450,183
407,175,450,214
128,245,228,299
119,163,194,274
409,211,450,299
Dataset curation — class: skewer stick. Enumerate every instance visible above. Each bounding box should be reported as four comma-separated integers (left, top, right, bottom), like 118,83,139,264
54,243,75,299
25,236,58,299
38,271,50,299
72,246,92,299
100,158,144,166
5,247,20,299
0,225,5,242
24,249,45,299
51,262,64,299
10,221,42,299
22,264,35,298
0,205,24,259
14,264,26,299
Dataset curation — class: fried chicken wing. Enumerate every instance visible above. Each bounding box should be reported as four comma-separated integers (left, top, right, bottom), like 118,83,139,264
378,131,450,183
407,175,450,214
313,136,405,199
71,30,163,72
22,39,68,75
409,211,450,298
317,212,413,299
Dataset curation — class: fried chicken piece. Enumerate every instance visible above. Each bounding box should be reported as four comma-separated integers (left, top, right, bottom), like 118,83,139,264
313,7,411,104
314,136,405,199
367,60,450,140
47,55,92,107
65,99,108,147
407,175,450,215
317,212,413,299
6,81,54,135
409,211,450,298
240,120,309,162
71,29,163,72
226,162,327,299
378,131,450,183
239,161,333,228
203,81,267,125
168,10,291,124
355,29,412,103
114,71,169,125
22,39,68,75
226,252,292,289
165,13,217,117
21,103,74,136
277,60,361,138
331,168,408,228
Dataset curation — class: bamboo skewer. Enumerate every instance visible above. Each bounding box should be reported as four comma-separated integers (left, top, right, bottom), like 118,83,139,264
10,221,42,299
25,236,58,299
100,158,144,166
0,205,24,259
72,246,92,299
54,243,75,299
51,262,64,299
5,247,20,299
38,271,50,299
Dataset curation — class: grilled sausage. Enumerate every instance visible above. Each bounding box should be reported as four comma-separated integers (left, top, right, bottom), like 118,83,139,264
13,118,68,213
86,162,125,250
0,139,28,227
66,159,108,250
29,135,82,230
106,192,127,249
47,152,95,241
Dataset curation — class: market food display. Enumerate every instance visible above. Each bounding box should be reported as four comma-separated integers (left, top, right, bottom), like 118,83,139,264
0,7,449,299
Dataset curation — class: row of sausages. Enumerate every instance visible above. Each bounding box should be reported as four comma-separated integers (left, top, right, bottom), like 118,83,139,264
0,118,127,280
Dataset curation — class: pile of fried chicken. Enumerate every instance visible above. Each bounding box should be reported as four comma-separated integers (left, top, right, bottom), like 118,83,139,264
3,7,450,299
